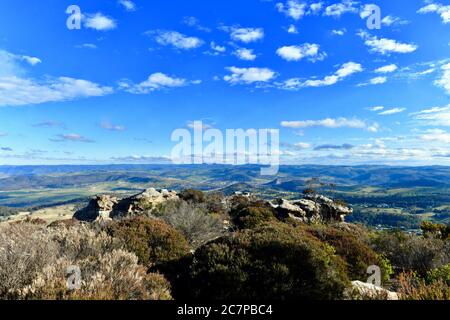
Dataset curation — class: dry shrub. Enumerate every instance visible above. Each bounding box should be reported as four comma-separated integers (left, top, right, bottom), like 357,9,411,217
161,201,225,248
398,272,450,300
0,222,172,300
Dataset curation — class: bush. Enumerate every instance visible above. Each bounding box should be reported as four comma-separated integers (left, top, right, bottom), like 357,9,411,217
161,201,225,248
304,225,393,283
371,231,450,276
421,221,450,240
428,264,450,285
229,198,278,229
398,272,450,300
107,216,190,268
186,222,350,300
0,222,172,300
179,189,206,203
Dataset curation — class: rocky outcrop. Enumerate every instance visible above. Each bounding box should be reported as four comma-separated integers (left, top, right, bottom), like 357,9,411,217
345,281,399,300
270,194,352,224
73,195,118,222
74,188,178,222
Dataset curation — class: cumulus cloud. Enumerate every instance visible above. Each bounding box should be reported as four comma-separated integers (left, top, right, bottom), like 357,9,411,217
119,72,195,94
182,16,211,32
419,129,450,143
233,48,257,61
435,63,450,94
276,0,307,20
378,107,406,116
369,106,385,112
358,76,387,86
331,28,346,36
280,61,362,89
281,117,367,130
224,67,276,84
228,27,264,43
358,31,418,55
210,42,226,53
84,13,117,31
118,0,136,11
324,0,359,17
276,43,326,62
418,3,450,24
0,76,113,107
152,30,204,50
381,15,409,27
375,64,398,73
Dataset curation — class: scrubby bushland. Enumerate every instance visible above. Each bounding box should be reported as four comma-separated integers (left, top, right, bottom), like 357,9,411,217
160,200,225,248
398,272,450,300
107,216,190,268
0,222,172,300
179,189,206,203
228,196,278,229
421,221,450,240
186,222,350,300
372,230,450,276
304,225,393,283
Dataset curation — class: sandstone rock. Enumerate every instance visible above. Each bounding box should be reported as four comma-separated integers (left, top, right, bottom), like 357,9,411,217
74,188,179,221
270,195,352,224
345,281,399,300
74,195,118,222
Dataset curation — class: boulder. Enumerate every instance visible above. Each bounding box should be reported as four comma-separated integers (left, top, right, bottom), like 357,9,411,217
74,188,179,221
345,281,399,300
270,194,352,224
74,195,118,222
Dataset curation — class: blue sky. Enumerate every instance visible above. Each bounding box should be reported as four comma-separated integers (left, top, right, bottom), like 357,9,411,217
0,0,449,165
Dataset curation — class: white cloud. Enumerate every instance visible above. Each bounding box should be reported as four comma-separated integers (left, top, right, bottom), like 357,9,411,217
51,134,94,143
281,117,367,129
229,27,264,43
281,61,362,89
381,15,409,26
419,129,450,143
76,43,98,49
324,1,359,17
182,16,211,32
287,25,299,34
379,107,406,116
369,76,387,85
375,64,398,73
101,121,126,131
233,48,257,61
332,28,346,36
435,63,450,94
118,0,136,11
359,32,418,55
412,105,450,126
84,13,117,31
153,30,203,50
276,43,326,62
276,0,307,20
418,3,450,24
0,76,113,107
120,72,191,94
224,67,276,84
210,42,226,53
21,56,41,66
369,106,384,112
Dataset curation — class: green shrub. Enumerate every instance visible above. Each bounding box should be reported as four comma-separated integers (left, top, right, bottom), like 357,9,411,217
398,272,450,300
371,230,450,276
186,222,350,300
229,198,278,229
107,217,190,268
305,225,393,283
421,221,450,240
179,189,206,203
428,264,450,285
